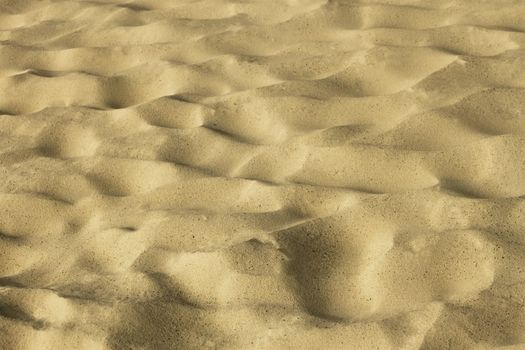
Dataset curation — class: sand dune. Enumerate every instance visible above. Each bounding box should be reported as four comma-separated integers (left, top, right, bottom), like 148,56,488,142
1,0,525,349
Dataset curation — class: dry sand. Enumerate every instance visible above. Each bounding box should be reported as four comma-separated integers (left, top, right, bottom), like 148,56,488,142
1,0,525,349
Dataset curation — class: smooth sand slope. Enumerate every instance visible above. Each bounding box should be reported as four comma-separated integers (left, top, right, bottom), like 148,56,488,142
1,0,525,349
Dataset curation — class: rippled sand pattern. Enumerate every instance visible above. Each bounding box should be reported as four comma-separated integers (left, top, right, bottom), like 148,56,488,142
1,0,525,349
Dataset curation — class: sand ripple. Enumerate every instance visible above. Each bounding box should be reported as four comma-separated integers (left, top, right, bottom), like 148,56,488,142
1,0,525,349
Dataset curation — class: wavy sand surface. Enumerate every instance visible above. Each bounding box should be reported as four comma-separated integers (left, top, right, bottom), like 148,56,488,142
1,0,525,349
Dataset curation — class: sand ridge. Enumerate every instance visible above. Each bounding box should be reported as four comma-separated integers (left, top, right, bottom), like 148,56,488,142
1,0,525,349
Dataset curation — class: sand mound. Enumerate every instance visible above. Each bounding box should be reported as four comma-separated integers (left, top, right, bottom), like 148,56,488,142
1,0,525,349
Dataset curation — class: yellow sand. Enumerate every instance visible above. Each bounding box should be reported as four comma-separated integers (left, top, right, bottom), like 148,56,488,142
1,0,525,349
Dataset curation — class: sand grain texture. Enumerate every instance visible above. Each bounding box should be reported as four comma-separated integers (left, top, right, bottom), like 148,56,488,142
1,0,525,349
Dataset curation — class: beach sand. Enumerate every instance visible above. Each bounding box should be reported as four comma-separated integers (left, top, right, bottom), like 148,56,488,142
1,0,525,349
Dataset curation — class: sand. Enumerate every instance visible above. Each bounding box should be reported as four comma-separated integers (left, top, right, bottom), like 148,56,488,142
0,0,525,349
